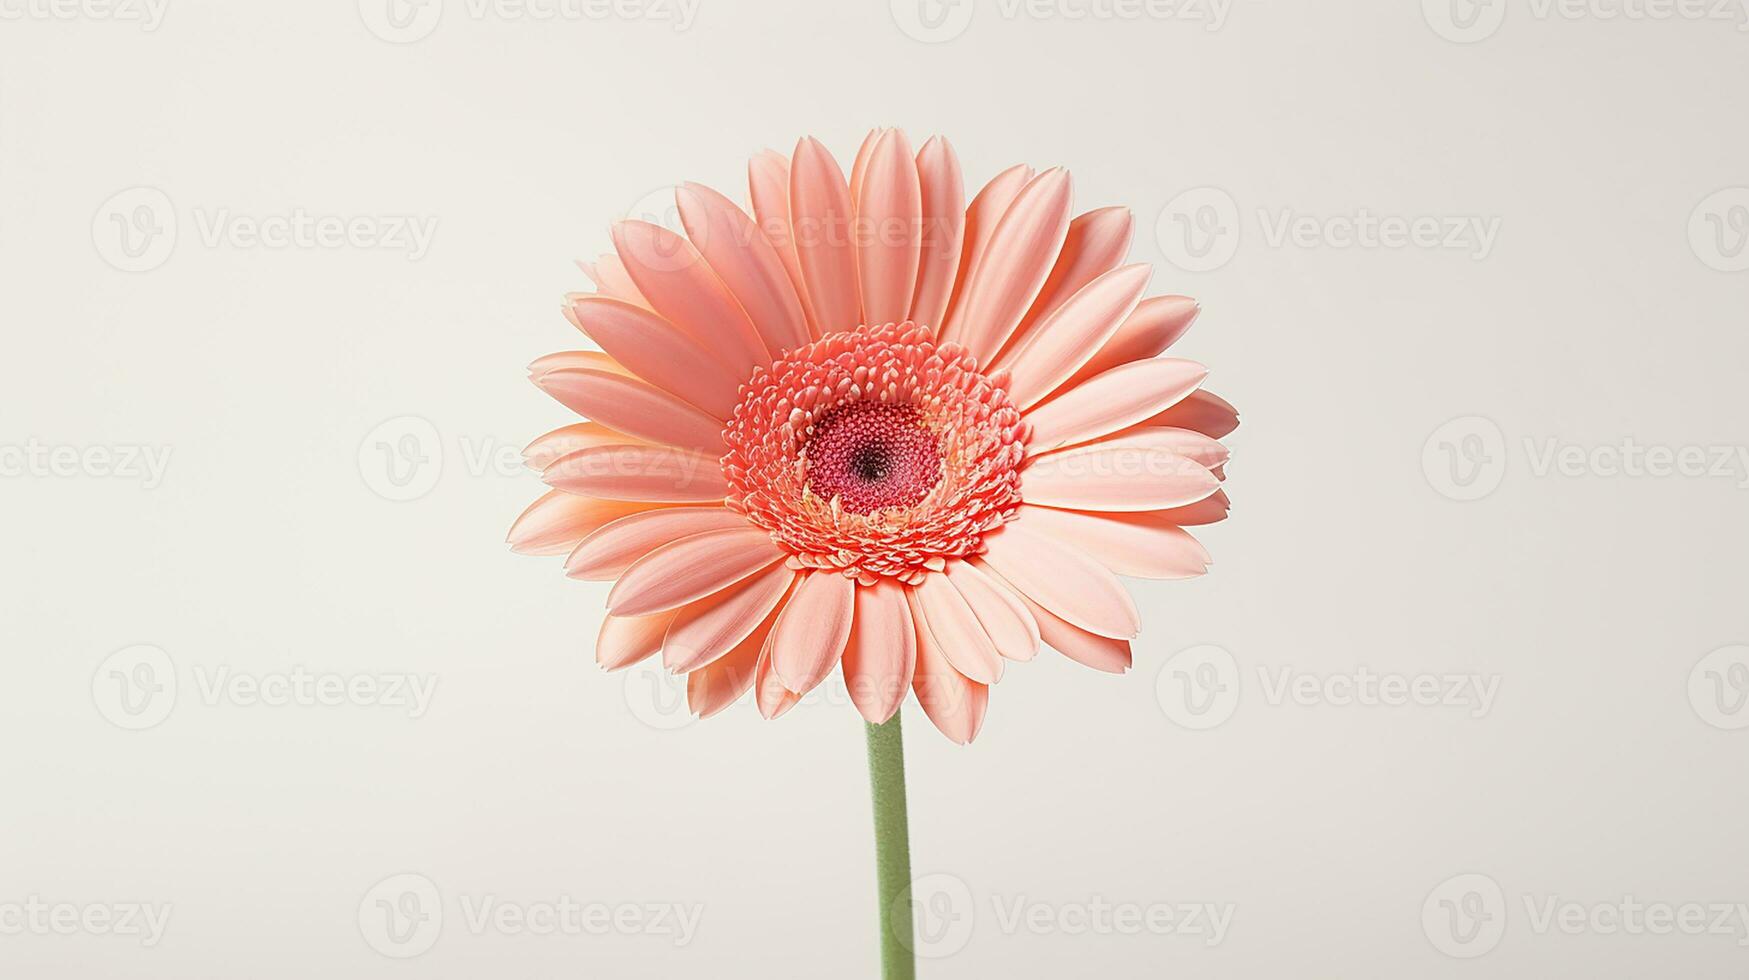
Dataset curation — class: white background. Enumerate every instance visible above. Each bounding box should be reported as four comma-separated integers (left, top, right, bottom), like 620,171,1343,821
3,0,1748,976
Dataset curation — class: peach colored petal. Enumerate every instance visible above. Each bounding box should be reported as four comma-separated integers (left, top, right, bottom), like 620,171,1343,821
565,507,748,581
531,368,726,455
528,349,631,379
789,137,861,334
978,523,1138,640
1040,425,1229,472
567,296,744,418
754,624,802,719
908,588,989,744
521,422,645,472
687,610,776,718
1021,446,1221,512
748,149,818,338
943,559,1039,662
847,128,882,206
611,219,771,370
506,491,668,556
1024,357,1208,452
911,572,1003,685
1000,263,1152,409
1003,206,1135,356
664,562,796,673
770,570,855,695
543,445,727,502
941,163,1033,337
606,526,785,617
1062,294,1199,391
841,579,916,724
945,167,1073,364
674,182,812,356
1016,505,1212,579
1137,388,1240,439
596,610,678,671
907,135,965,332
854,129,922,328
581,253,652,310
1154,488,1232,526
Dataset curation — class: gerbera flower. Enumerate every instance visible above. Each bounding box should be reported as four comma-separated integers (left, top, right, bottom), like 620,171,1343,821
508,130,1237,743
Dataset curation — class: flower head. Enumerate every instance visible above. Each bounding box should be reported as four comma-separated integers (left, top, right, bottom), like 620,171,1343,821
509,130,1238,743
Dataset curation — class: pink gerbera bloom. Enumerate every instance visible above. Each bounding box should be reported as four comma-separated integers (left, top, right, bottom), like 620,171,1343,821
509,130,1237,743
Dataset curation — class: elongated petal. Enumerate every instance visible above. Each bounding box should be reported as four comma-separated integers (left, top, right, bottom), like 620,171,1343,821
1003,206,1135,355
912,572,1003,685
1062,295,1199,391
1024,358,1208,452
607,526,786,616
611,220,770,370
665,563,796,673
543,445,727,502
674,182,812,356
1017,505,1211,579
532,368,725,455
597,610,678,671
978,523,1138,639
855,129,922,327
1021,446,1221,511
1154,488,1231,526
582,253,651,309
941,164,1033,337
522,422,644,472
847,128,882,205
755,626,802,719
687,611,776,718
748,149,818,337
565,507,747,580
908,135,965,331
529,349,630,379
1000,263,1151,408
908,588,989,744
567,296,743,418
771,570,855,695
841,579,916,724
946,168,1073,363
789,137,861,333
1043,425,1229,472
1137,388,1240,439
943,560,1039,662
506,491,666,556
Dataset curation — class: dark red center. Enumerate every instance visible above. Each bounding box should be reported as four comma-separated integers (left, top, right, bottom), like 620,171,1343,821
804,402,942,514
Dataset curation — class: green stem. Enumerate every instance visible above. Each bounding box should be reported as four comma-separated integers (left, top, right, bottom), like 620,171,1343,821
866,711,916,980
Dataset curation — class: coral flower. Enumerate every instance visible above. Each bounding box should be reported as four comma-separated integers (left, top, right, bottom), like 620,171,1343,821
509,130,1237,743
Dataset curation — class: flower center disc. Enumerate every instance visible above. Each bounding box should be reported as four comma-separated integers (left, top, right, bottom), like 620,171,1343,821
804,403,942,514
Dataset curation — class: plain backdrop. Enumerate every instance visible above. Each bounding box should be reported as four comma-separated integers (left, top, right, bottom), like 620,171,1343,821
3,0,1748,977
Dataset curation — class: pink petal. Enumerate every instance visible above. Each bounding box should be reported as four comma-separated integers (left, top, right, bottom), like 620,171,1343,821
1021,446,1222,512
1024,357,1208,452
1043,425,1229,472
531,368,725,455
940,164,1033,337
1154,488,1232,526
664,563,796,673
854,129,922,328
1016,505,1212,579
770,570,855,695
597,610,678,671
528,349,630,379
788,137,861,334
943,560,1039,662
521,422,644,472
674,182,812,357
543,445,727,502
748,149,819,337
611,220,770,370
999,263,1152,409
506,491,667,556
754,626,802,719
565,507,747,581
581,253,652,310
907,135,965,332
908,588,989,744
944,168,1073,364
606,526,786,617
986,570,1132,673
911,572,1003,685
978,523,1139,640
567,296,743,418
1137,388,1240,439
847,128,883,206
841,579,917,724
687,611,775,719
1004,207,1135,355
1062,294,1199,392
